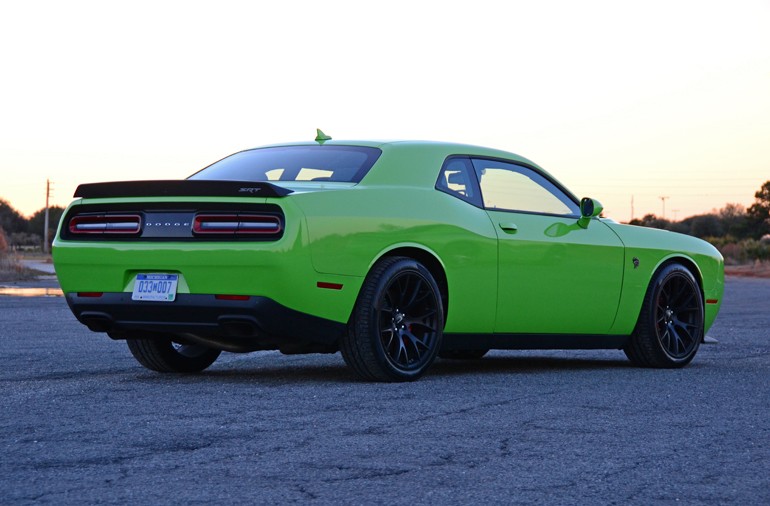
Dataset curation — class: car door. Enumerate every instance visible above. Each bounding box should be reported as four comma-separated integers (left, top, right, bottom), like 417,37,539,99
471,158,625,335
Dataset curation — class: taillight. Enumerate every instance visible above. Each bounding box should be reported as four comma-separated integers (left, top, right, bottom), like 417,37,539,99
69,215,141,235
192,214,282,235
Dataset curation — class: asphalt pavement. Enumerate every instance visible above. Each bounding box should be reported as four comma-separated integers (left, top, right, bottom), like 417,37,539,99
0,277,768,505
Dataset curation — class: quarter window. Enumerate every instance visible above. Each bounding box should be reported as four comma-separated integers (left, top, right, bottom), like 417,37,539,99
471,159,578,216
435,157,482,207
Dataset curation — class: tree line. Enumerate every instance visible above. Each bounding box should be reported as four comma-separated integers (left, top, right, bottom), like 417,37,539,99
1,180,769,260
628,181,770,263
0,199,65,251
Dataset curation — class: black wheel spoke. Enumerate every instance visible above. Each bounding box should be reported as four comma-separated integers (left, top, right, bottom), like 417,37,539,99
397,277,409,303
672,280,689,303
659,326,671,351
673,320,696,343
403,278,423,309
404,329,429,350
668,324,681,355
676,292,696,312
397,337,408,364
382,328,396,350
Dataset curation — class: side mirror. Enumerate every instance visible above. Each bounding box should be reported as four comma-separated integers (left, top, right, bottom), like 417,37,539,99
577,198,603,229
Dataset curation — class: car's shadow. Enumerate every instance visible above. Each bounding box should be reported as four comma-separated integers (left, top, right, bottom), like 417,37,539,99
131,353,634,385
433,355,632,376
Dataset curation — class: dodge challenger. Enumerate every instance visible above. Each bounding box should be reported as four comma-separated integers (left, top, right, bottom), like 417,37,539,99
52,131,724,381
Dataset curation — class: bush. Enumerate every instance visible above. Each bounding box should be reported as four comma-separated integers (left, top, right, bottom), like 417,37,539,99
0,251,35,281
9,232,41,250
708,237,770,264
744,239,770,261
719,243,744,265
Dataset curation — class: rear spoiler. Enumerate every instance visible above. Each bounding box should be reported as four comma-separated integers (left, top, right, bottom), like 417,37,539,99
73,180,293,199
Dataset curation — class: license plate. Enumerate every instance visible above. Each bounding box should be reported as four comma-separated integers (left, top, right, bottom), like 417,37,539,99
132,273,178,302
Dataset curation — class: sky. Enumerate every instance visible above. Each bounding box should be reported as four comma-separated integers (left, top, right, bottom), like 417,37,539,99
1,0,769,223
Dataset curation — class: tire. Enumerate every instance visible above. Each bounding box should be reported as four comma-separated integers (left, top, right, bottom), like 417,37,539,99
624,263,704,368
126,336,221,373
341,256,444,382
439,349,489,360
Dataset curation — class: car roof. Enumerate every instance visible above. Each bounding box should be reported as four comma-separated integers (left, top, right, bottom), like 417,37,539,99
255,139,543,169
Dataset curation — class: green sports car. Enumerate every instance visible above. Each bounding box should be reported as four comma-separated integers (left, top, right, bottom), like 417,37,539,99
53,132,724,381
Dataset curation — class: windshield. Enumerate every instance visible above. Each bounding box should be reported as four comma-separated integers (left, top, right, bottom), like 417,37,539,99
188,145,382,183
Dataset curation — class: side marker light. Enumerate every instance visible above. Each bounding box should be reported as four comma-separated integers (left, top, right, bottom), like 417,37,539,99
317,282,343,290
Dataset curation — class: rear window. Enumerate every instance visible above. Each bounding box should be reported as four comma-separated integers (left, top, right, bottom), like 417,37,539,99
188,145,382,183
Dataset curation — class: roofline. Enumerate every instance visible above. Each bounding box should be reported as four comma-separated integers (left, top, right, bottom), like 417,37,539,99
246,139,539,165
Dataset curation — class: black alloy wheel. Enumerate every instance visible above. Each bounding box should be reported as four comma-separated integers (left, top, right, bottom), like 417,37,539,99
341,256,444,381
655,273,703,359
127,335,221,373
378,268,441,372
625,263,704,368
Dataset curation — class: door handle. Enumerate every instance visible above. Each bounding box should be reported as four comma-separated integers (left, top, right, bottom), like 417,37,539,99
499,222,518,233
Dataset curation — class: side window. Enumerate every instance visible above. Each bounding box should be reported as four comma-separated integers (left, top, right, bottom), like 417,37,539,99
435,157,482,207
471,158,579,216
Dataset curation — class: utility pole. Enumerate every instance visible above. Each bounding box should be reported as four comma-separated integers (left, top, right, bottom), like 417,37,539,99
659,196,669,220
630,195,634,222
43,179,51,254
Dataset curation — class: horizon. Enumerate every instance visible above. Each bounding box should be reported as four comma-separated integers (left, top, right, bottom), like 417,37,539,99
2,1,769,222
1,170,766,225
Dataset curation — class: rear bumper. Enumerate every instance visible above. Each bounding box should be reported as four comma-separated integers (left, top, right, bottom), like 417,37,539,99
65,292,345,353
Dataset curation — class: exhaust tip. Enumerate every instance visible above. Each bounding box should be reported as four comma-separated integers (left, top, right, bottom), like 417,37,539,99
218,316,260,337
